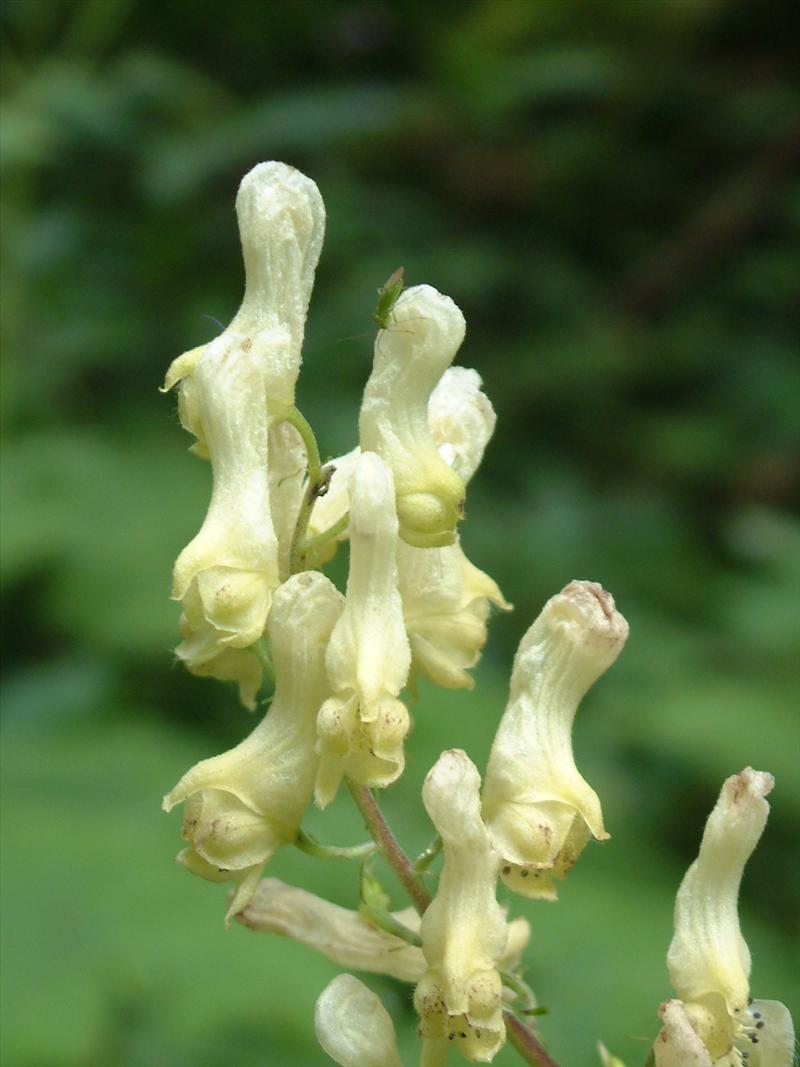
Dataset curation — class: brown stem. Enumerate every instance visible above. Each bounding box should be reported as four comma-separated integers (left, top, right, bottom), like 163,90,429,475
505,1012,561,1067
346,779,431,915
345,780,561,1067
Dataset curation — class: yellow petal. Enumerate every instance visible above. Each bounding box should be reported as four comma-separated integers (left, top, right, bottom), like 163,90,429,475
315,453,410,806
163,572,343,918
667,768,774,1017
359,285,466,548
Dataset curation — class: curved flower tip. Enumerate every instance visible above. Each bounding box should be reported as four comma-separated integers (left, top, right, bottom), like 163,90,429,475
163,160,325,439
661,768,793,1067
482,580,628,900
307,362,497,563
668,767,773,1014
360,284,467,548
315,452,411,808
164,162,326,675
429,366,497,484
315,974,403,1067
597,1041,628,1067
416,749,507,1063
163,572,343,922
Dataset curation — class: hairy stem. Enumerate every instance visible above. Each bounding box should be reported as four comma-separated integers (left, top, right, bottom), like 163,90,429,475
505,1012,561,1067
300,510,349,568
345,780,560,1067
346,780,431,915
276,405,334,575
358,901,423,947
294,829,376,862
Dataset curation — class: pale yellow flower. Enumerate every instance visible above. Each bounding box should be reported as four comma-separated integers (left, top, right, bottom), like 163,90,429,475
237,877,530,985
399,364,509,688
654,768,794,1067
315,974,403,1067
415,749,508,1063
311,366,509,687
163,162,325,692
308,364,494,547
398,539,510,690
162,571,342,922
482,581,628,899
359,285,467,548
315,452,411,808
428,365,497,484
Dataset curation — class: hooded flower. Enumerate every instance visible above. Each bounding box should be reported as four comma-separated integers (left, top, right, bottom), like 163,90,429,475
308,365,493,546
237,876,530,985
482,581,628,900
315,452,411,808
162,571,343,922
359,285,467,548
397,540,509,690
315,974,404,1067
397,365,509,688
309,366,510,686
415,749,508,1063
163,162,325,695
654,768,794,1067
427,365,497,485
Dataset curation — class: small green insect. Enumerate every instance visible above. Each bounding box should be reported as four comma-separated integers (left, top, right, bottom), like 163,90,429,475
372,266,405,330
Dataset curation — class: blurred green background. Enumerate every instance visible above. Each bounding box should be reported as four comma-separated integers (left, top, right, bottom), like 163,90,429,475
2,1,798,1065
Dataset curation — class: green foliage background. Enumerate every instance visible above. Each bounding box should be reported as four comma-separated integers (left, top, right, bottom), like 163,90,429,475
2,2,798,1065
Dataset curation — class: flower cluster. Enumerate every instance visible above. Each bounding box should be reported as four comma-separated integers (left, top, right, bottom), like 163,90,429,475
163,162,509,924
161,163,792,1067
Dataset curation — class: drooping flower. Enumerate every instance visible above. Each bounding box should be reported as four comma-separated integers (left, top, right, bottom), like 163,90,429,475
415,749,508,1063
315,974,404,1067
482,581,628,900
315,452,411,808
654,768,794,1067
163,162,325,697
359,285,467,548
397,539,510,690
237,876,531,985
162,571,343,922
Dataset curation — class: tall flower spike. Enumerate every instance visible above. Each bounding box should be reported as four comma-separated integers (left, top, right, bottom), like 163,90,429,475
359,285,467,548
162,571,343,923
237,877,531,985
482,581,628,899
315,452,411,808
655,768,794,1067
315,974,403,1067
415,749,508,1063
163,162,325,698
